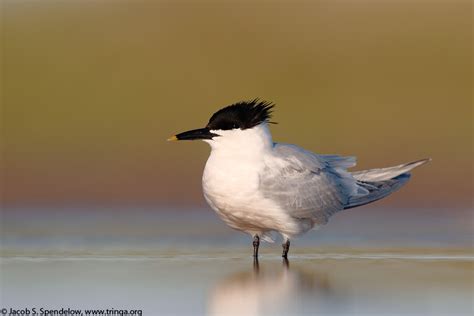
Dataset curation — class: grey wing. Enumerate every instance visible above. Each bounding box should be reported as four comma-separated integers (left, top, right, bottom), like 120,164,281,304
260,143,367,225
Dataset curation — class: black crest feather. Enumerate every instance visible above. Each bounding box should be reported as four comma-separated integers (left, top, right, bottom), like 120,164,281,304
207,99,275,131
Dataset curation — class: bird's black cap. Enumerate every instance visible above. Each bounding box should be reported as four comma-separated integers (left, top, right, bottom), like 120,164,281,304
168,99,275,141
206,99,275,131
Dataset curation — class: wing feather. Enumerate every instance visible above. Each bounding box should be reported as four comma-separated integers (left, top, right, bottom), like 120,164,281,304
260,143,364,225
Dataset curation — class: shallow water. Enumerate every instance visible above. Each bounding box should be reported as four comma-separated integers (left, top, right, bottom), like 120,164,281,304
2,253,472,316
1,207,473,315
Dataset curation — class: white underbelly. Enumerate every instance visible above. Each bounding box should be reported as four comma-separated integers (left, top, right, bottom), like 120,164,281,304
202,165,299,236
200,143,313,238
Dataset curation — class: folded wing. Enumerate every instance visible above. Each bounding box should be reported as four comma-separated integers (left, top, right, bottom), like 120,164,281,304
260,143,367,225
260,143,429,225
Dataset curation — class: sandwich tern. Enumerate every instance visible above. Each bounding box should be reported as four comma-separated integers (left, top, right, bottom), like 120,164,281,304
168,100,429,258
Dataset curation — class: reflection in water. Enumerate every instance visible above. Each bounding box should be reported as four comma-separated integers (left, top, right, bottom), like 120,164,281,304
208,259,339,316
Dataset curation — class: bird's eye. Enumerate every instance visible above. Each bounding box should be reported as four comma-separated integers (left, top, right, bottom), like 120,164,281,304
232,124,238,129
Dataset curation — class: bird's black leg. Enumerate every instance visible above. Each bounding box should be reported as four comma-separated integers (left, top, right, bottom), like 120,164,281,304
282,256,289,269
253,235,260,258
282,239,290,258
253,256,260,275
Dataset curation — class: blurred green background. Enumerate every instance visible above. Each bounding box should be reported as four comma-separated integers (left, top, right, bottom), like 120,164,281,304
2,0,472,209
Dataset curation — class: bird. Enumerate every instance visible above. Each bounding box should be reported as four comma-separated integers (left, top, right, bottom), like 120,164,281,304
168,99,430,258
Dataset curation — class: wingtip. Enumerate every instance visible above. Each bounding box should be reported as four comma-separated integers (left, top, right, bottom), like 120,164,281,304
410,158,431,168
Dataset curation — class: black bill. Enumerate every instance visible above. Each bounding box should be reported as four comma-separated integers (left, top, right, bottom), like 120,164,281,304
168,128,218,141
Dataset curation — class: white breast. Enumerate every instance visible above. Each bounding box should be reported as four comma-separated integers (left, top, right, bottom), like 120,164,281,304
203,147,263,213
201,124,299,238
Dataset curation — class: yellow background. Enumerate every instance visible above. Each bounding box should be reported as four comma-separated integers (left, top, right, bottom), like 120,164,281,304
2,0,472,208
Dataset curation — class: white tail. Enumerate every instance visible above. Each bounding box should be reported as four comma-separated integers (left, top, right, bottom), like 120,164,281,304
351,158,431,182
345,158,431,209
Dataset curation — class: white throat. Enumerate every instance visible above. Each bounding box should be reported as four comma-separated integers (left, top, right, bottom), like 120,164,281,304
202,123,274,201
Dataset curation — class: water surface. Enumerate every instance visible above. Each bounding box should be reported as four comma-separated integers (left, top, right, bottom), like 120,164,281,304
1,207,472,315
